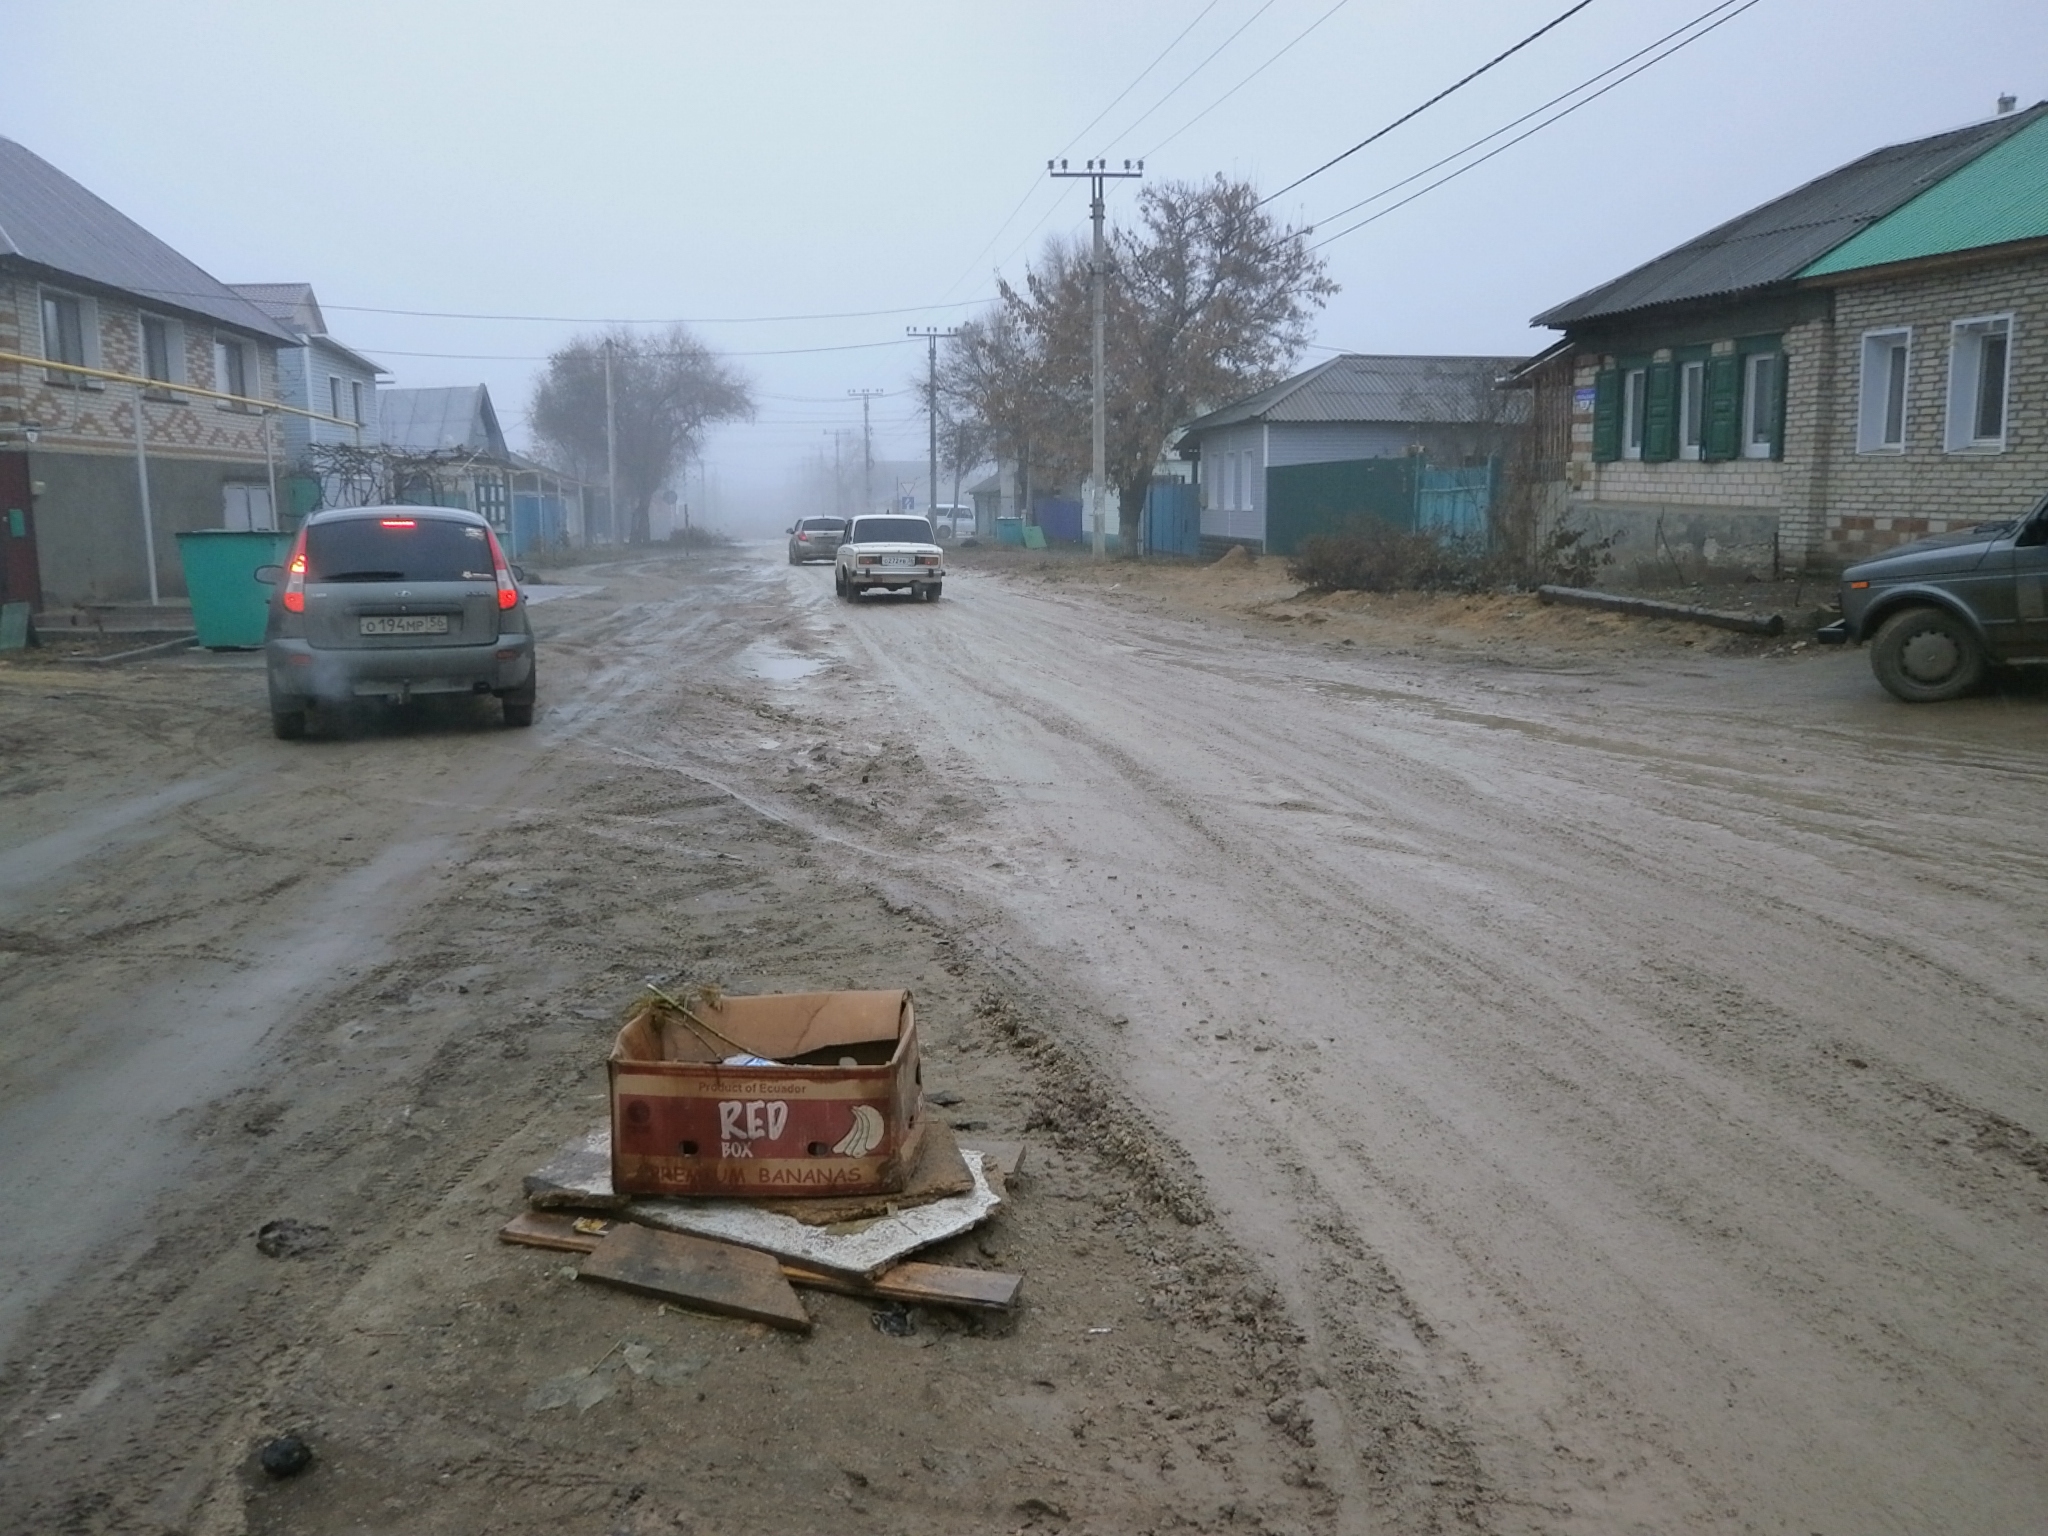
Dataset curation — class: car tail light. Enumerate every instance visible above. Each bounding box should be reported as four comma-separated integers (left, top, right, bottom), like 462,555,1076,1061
281,526,308,613
380,517,417,528
486,528,518,610
916,555,939,566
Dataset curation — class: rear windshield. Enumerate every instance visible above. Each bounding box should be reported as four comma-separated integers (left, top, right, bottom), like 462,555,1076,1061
304,517,494,583
850,517,933,543
800,518,844,532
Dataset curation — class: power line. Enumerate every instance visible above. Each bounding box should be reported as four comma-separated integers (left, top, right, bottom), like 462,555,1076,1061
1057,0,1225,158
1309,0,1762,249
935,0,1222,304
1260,0,1596,205
360,337,921,362
1105,0,1282,151
1308,0,1748,233
1141,0,1351,160
321,297,989,325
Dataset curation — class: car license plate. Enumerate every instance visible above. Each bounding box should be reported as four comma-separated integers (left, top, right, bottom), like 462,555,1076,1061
882,554,912,568
359,614,449,635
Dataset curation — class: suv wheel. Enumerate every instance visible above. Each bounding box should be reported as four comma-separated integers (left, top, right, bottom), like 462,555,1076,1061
1869,606,1985,702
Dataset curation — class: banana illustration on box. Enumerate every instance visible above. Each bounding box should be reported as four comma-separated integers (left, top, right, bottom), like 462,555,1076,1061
832,1104,885,1157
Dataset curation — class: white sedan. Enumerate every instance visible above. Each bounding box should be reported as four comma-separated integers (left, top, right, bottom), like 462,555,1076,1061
834,514,945,602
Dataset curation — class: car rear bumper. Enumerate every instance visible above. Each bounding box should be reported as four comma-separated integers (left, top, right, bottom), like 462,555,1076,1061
846,568,943,588
267,634,534,701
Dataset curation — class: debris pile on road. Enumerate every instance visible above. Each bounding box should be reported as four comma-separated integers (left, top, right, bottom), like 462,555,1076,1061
500,986,1026,1333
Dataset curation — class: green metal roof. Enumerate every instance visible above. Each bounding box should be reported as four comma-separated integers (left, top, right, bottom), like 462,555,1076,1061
1802,112,2048,277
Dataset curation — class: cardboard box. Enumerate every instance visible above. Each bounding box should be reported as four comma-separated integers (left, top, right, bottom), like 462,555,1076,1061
609,989,925,1198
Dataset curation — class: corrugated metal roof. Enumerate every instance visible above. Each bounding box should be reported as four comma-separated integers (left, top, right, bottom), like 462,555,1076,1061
1533,104,2048,327
229,282,385,375
0,136,294,342
1802,112,2048,276
379,385,508,458
1180,354,1526,433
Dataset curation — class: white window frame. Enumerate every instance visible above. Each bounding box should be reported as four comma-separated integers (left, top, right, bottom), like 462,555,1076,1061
137,313,187,390
1945,314,2012,452
1742,352,1779,459
38,286,102,387
1621,367,1647,460
214,335,251,407
350,379,365,425
329,375,343,420
1677,359,1706,461
1857,328,1911,453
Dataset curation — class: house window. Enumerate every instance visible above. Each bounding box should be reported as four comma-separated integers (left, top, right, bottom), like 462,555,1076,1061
1857,329,1910,451
1621,367,1647,459
1678,360,1706,460
329,376,343,419
140,315,185,387
1742,353,1780,459
350,379,364,424
214,337,249,402
1946,316,2011,450
39,289,98,384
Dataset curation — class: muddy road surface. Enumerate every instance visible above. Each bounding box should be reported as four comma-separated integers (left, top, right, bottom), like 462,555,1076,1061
2,546,2043,1536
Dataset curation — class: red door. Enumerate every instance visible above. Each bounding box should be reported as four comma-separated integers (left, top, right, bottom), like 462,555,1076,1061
0,453,41,610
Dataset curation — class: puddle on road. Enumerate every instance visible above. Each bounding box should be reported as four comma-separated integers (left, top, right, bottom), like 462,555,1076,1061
735,642,825,685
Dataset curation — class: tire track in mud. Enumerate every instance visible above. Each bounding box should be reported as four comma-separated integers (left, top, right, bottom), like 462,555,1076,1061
788,565,2048,1535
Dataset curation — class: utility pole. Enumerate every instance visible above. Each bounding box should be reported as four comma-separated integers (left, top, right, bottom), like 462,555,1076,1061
603,336,619,545
1049,156,1142,560
848,388,883,514
908,326,958,527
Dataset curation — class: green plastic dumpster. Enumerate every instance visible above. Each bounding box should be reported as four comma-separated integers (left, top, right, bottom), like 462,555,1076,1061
176,529,293,649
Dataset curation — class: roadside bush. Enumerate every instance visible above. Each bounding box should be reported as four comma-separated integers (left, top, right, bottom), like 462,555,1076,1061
1288,522,1480,593
1286,518,1622,594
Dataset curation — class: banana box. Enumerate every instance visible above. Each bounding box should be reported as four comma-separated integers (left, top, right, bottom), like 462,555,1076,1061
608,989,926,1199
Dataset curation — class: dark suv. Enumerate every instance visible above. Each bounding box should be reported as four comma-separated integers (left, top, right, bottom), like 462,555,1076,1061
263,506,536,737
1819,491,2048,701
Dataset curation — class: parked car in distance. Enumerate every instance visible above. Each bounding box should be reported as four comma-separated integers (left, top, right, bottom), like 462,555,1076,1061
261,505,537,738
931,504,974,538
834,514,945,602
1817,490,2048,701
787,516,847,564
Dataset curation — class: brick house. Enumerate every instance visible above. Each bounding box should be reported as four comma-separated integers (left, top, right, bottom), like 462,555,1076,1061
1529,101,2048,581
0,135,296,609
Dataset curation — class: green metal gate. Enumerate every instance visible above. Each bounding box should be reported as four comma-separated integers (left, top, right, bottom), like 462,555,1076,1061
1264,458,1417,556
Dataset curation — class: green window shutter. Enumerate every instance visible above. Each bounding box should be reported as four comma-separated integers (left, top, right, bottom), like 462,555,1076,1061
1703,354,1741,461
1591,368,1621,462
1767,353,1788,459
1643,360,1677,461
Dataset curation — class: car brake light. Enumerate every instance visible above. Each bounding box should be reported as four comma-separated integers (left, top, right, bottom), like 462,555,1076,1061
379,518,416,527
486,528,518,610
281,526,308,613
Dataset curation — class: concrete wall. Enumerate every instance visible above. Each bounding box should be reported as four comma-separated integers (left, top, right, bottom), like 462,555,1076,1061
28,449,276,605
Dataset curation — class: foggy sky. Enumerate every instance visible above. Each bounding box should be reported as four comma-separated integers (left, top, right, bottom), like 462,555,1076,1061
5,0,2043,531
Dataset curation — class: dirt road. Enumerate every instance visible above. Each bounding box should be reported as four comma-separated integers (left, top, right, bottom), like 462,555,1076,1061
1,547,2043,1535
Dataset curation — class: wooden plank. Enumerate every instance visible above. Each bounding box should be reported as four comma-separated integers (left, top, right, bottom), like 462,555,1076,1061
499,1210,616,1253
578,1223,812,1333
504,1211,1023,1311
780,1259,1022,1311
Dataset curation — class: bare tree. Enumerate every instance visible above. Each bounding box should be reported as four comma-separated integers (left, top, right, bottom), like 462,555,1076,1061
529,325,753,544
938,305,1082,525
999,177,1335,552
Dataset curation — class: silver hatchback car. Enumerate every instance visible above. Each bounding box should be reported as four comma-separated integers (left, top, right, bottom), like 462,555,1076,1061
263,506,536,738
